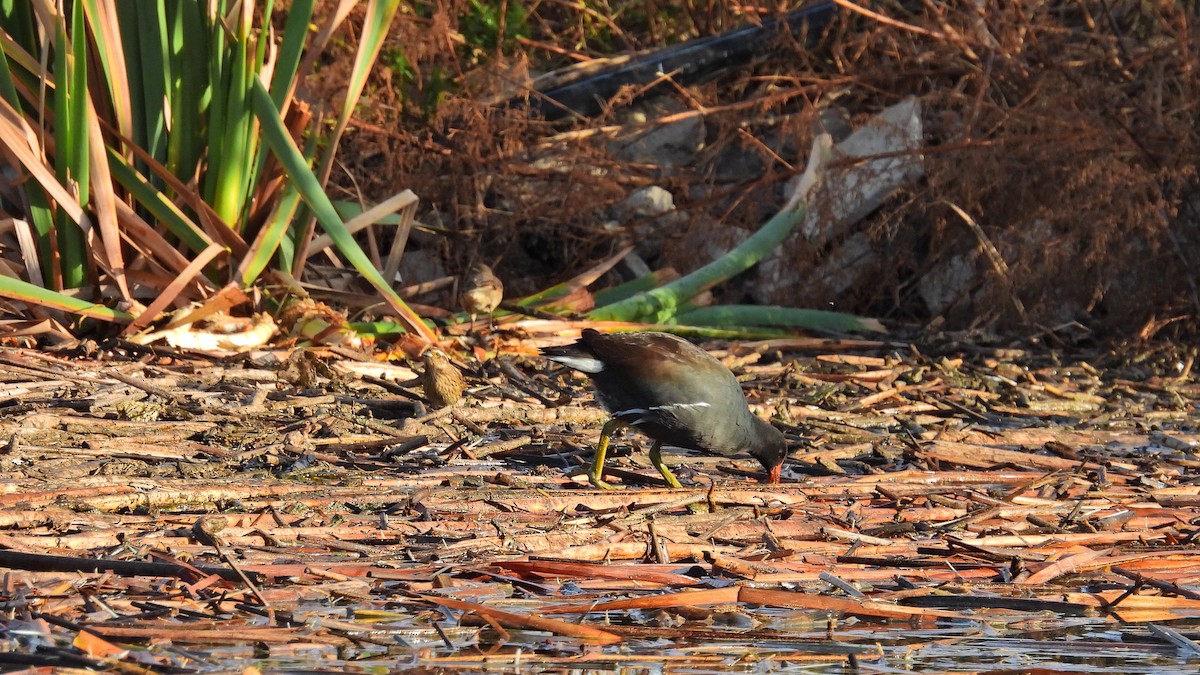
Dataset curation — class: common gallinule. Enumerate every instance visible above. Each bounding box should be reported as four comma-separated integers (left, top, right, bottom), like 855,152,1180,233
460,264,504,326
541,329,786,488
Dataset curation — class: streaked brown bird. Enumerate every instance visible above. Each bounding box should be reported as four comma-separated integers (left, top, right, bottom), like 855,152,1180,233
460,263,504,327
541,329,787,489
421,350,465,408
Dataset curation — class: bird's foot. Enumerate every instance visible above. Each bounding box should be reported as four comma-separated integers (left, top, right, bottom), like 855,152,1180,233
565,466,616,490
588,473,616,490
649,442,685,489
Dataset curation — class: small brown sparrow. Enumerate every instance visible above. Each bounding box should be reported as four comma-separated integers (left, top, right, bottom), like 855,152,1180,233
421,350,465,408
460,263,504,327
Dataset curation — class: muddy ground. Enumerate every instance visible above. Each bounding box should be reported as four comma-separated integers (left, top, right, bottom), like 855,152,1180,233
0,336,1197,671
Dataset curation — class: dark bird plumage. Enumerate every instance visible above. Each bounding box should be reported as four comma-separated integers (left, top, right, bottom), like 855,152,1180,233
541,329,786,488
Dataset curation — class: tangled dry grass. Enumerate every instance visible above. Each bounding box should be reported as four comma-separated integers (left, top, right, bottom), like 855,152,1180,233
309,1,1198,341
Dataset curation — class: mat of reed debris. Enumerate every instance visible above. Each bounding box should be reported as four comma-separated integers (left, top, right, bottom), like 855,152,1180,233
0,335,1197,672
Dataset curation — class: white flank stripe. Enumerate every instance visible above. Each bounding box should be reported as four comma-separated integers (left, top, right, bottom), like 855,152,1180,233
614,402,710,420
649,402,710,413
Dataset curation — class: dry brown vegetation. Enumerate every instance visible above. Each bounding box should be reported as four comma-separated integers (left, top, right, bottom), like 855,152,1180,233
311,0,1198,340
0,334,1197,669
1,3,1199,671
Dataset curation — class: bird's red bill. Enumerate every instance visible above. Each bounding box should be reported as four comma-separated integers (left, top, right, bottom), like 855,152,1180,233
767,464,782,484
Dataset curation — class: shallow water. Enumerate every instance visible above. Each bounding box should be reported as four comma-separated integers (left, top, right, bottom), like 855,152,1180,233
235,607,1200,673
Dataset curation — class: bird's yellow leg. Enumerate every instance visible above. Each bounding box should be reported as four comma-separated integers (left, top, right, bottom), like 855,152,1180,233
587,418,624,489
648,441,684,489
